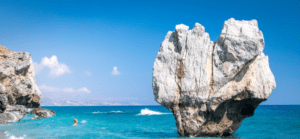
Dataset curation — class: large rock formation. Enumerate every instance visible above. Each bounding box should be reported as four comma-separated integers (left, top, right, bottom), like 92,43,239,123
152,18,276,137
0,45,42,124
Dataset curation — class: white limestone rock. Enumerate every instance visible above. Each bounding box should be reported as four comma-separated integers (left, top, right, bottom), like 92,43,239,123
0,105,27,124
213,18,265,92
0,45,43,124
0,46,41,108
152,18,276,137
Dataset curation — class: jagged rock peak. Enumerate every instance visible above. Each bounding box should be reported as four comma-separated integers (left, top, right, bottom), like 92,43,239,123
152,18,276,137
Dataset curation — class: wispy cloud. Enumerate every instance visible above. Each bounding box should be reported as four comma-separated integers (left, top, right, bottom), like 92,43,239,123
33,55,71,78
39,85,91,94
33,62,45,74
84,70,92,76
111,66,120,75
102,102,141,106
41,98,142,106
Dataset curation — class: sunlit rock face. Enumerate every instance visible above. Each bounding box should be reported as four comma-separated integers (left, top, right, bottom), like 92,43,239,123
0,45,41,124
152,18,276,137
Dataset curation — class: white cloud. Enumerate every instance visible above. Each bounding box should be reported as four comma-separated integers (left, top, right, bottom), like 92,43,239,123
41,98,97,106
101,101,141,106
39,85,60,92
41,99,142,106
40,96,142,106
33,55,71,78
77,87,90,93
84,70,92,76
39,85,91,94
62,87,75,93
33,62,45,74
111,66,120,75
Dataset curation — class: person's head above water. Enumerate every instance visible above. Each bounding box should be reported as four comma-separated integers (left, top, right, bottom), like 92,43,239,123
73,118,78,126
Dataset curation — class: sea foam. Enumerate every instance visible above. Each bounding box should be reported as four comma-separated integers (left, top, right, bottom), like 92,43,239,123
109,111,124,113
92,111,124,114
92,111,107,114
27,108,33,113
8,135,26,139
81,120,87,123
137,108,172,115
5,131,26,139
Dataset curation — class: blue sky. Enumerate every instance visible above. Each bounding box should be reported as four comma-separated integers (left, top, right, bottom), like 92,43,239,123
0,0,299,105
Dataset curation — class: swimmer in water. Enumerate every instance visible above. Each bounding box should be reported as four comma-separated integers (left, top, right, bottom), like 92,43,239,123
73,118,78,126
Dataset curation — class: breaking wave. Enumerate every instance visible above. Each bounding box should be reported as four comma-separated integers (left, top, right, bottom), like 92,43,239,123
137,108,172,116
5,131,26,139
92,111,124,114
92,111,107,114
27,108,33,113
8,135,26,139
109,111,124,113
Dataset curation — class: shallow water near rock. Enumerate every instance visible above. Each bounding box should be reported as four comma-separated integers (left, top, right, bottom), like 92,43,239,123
0,105,299,139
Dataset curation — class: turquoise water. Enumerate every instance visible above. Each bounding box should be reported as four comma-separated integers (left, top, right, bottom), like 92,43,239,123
0,105,299,139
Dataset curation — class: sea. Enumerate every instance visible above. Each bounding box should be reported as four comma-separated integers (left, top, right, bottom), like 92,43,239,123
0,105,299,139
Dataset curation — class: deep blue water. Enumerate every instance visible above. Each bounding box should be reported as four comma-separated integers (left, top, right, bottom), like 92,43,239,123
0,105,299,139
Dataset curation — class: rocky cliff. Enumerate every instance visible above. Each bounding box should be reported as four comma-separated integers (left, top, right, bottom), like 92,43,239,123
152,18,276,137
0,45,42,124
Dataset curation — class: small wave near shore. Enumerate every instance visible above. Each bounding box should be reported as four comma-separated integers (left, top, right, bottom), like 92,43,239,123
109,111,124,113
4,131,26,139
92,111,107,114
137,108,172,116
92,111,124,114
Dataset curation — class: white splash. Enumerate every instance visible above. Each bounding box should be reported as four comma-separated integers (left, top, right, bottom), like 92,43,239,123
5,131,26,139
137,108,172,116
8,135,26,139
109,111,124,113
27,108,33,113
81,120,87,123
92,111,107,114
